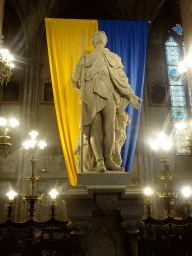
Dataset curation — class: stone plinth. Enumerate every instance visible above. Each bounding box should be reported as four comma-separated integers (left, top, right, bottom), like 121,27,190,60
77,172,131,185
60,175,144,256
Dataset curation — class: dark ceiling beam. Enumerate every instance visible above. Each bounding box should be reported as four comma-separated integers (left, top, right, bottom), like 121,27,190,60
134,0,142,20
38,0,56,46
149,0,167,23
7,0,28,36
118,0,133,20
155,0,180,20
0,0,5,40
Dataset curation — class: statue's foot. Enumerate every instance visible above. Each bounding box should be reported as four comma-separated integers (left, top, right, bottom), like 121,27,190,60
95,159,106,173
105,158,124,172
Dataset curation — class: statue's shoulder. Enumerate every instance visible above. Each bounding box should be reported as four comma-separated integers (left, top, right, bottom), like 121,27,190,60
103,48,117,57
103,48,124,68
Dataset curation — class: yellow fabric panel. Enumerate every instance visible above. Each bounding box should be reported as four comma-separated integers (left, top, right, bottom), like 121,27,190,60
45,18,98,185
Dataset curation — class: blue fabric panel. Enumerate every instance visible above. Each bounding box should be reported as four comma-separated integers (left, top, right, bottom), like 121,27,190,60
98,20,148,172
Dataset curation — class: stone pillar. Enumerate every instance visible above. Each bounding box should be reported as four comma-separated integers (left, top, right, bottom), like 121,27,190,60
179,0,192,91
179,0,192,56
12,1,46,222
0,0,5,41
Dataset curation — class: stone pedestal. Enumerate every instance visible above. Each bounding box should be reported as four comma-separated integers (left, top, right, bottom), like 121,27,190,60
60,173,144,256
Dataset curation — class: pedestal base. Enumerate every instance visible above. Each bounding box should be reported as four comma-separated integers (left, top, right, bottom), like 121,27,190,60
77,172,131,185
60,178,144,256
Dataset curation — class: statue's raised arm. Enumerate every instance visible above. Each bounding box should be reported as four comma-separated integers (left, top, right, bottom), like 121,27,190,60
71,30,141,173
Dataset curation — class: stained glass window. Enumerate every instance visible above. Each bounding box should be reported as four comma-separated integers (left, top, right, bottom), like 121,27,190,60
165,36,190,155
172,24,183,35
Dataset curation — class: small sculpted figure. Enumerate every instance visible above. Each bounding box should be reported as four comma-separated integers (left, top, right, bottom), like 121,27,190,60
71,31,141,173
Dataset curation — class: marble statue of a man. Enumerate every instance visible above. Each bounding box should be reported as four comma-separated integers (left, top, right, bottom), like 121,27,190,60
71,31,141,173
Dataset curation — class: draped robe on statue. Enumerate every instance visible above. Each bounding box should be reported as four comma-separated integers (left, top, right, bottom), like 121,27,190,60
71,47,136,172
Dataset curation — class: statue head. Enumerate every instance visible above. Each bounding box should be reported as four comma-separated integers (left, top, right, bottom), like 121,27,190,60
91,31,108,48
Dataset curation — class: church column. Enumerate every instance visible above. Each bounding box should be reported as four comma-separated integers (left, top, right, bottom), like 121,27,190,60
179,0,192,57
0,0,5,41
14,0,44,222
179,0,192,91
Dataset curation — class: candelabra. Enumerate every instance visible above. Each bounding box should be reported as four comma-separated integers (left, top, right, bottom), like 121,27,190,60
0,117,19,157
22,131,47,219
157,156,178,217
150,133,178,217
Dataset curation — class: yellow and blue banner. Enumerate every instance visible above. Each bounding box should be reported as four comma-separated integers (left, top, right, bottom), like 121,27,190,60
45,19,148,185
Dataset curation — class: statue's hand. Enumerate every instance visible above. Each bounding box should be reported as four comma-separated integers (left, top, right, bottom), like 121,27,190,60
77,55,86,68
129,95,142,110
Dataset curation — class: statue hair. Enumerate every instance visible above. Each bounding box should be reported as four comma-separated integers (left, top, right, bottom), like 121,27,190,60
91,31,108,48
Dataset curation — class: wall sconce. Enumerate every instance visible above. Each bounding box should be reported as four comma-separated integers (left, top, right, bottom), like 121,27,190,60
0,118,19,157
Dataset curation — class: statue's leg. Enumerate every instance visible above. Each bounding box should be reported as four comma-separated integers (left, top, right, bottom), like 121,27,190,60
90,113,106,172
102,93,124,172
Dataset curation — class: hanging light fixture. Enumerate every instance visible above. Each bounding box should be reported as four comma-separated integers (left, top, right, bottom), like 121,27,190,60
0,35,14,86
0,117,19,157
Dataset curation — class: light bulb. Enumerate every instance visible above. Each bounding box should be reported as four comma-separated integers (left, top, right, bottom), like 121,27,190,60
162,139,171,150
6,190,17,200
9,63,14,68
9,119,19,128
49,189,59,200
144,187,153,196
38,141,47,149
1,49,9,56
7,55,13,61
23,140,37,149
0,118,7,126
29,131,38,140
158,132,167,141
175,122,186,130
22,141,30,150
182,187,191,198
150,140,159,150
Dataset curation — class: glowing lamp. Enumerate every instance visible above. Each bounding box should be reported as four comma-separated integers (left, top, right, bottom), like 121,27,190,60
182,187,192,198
38,141,47,149
144,187,153,196
0,118,7,126
6,190,17,201
150,140,159,150
29,131,38,140
49,189,59,200
10,119,19,128
175,122,186,130
23,140,37,149
162,139,171,150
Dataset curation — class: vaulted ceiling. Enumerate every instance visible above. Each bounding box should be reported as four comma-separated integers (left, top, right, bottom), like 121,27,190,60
3,0,180,27
2,0,181,57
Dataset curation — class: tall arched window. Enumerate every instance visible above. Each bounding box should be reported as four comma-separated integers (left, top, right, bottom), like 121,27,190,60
165,34,191,155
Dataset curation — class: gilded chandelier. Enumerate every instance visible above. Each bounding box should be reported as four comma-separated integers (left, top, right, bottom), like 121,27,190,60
0,36,14,86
